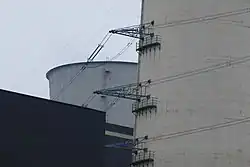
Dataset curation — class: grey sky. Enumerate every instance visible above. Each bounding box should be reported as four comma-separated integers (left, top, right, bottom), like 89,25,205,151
0,0,141,98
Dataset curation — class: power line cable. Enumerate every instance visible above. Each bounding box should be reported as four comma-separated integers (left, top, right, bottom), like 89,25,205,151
87,38,136,69
110,38,136,61
103,115,250,148
82,94,97,107
87,33,112,61
108,8,250,40
145,116,250,143
93,56,250,112
149,55,250,86
153,8,250,28
99,117,250,150
214,19,250,29
81,38,136,107
51,33,112,100
109,54,250,91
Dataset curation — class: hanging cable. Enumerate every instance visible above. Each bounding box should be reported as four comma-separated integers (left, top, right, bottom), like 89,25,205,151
110,38,136,61
100,116,250,148
149,54,250,86
82,94,97,107
51,33,112,100
103,54,250,97
107,54,250,92
108,8,250,40
154,8,250,28
213,19,250,29
87,38,136,69
145,116,250,143
80,38,136,107
88,33,112,61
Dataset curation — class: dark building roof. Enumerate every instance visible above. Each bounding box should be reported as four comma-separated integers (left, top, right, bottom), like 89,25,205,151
0,89,105,167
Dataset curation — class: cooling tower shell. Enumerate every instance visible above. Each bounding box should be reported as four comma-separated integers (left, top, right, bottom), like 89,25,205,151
46,61,137,128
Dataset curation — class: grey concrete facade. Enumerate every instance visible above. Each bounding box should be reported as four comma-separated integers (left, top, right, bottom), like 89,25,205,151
46,61,137,128
135,1,250,167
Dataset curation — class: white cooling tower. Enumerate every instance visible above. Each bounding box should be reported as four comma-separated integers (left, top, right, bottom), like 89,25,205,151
46,61,137,128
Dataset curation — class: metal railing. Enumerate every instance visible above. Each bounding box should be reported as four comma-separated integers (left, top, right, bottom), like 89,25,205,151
136,35,161,50
132,151,155,163
132,97,158,112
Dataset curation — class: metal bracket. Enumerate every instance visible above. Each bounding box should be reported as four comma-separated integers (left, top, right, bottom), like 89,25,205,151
94,80,151,101
109,21,155,39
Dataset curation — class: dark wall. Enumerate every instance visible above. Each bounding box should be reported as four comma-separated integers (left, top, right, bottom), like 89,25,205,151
104,136,132,167
105,123,133,167
0,89,105,167
105,123,133,136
